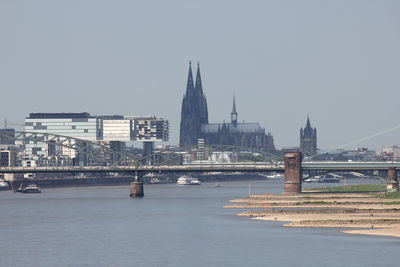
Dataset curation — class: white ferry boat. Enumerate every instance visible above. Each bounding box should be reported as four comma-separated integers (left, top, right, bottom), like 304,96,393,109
177,175,201,186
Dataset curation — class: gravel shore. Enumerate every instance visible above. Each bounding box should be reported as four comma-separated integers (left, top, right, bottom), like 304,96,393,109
225,192,400,238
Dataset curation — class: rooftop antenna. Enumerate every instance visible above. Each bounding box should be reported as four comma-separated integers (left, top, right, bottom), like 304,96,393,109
4,118,7,129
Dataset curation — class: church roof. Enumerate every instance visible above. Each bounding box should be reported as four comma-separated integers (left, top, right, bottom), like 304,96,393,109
201,122,264,133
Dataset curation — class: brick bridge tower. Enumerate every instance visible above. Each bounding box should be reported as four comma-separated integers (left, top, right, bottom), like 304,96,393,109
284,151,302,194
387,167,399,192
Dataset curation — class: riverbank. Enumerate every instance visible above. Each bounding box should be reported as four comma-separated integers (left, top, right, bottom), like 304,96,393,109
224,189,400,238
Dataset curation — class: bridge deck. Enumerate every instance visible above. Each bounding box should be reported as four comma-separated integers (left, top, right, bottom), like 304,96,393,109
0,164,283,174
0,162,399,174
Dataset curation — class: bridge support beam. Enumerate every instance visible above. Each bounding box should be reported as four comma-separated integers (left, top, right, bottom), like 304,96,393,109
284,151,302,194
387,167,399,192
130,172,144,197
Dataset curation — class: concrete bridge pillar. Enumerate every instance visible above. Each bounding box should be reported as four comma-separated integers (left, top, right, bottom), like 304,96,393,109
387,167,399,192
284,151,302,194
130,172,144,197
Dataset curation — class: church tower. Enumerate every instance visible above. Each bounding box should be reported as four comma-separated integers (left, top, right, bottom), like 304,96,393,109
194,62,208,125
179,62,209,147
231,96,237,126
300,116,317,156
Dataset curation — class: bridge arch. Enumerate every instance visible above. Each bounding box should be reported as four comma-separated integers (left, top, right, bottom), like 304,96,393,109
136,144,281,166
0,130,140,166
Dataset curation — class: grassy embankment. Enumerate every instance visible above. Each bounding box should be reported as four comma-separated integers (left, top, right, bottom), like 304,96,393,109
307,183,400,200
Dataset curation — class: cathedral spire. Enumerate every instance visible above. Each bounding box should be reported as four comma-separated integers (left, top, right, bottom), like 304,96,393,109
195,62,203,95
303,115,314,138
232,95,237,114
231,95,238,126
300,115,317,156
305,115,311,128
185,61,194,95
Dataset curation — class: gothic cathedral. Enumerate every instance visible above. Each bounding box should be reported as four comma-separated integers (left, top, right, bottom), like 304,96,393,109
179,62,275,152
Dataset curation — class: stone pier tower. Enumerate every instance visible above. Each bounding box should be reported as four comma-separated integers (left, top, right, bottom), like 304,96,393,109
130,172,144,197
284,151,302,194
387,167,399,192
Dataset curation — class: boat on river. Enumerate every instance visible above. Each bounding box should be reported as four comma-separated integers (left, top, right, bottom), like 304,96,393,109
0,180,10,191
15,183,41,193
177,175,201,186
265,173,284,179
304,174,340,183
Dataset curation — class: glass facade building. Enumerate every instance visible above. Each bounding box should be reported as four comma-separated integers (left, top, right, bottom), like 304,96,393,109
25,113,100,159
24,113,169,164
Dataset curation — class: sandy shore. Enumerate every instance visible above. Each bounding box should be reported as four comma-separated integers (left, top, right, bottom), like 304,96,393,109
225,192,400,238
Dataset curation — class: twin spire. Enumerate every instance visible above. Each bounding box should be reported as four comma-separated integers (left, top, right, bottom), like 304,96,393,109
186,61,238,126
185,61,203,96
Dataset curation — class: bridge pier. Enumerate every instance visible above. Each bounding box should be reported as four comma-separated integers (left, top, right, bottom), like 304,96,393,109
387,167,399,192
284,151,302,194
130,172,144,197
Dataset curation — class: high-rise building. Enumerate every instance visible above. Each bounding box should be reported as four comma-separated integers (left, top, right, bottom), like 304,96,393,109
24,113,100,160
24,113,169,165
179,62,275,152
300,116,317,156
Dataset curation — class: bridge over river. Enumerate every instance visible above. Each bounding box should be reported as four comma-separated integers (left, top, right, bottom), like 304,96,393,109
1,161,400,174
1,151,399,197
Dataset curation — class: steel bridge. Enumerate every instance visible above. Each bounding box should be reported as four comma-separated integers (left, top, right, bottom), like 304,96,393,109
0,130,280,166
302,162,400,171
1,161,400,174
0,163,281,174
1,130,399,197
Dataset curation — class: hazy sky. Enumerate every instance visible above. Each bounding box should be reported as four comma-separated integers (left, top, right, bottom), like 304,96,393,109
1,0,399,150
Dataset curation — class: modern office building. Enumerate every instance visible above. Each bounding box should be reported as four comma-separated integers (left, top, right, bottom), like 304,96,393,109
24,113,100,160
130,116,169,142
101,116,132,142
25,112,100,140
24,112,169,165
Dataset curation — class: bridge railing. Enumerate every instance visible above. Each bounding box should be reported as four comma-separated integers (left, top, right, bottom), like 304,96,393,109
302,161,400,170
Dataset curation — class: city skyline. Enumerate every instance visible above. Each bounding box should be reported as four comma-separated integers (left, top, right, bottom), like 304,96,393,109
1,1,399,150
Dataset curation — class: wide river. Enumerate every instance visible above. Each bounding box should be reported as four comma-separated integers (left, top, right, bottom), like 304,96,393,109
0,178,398,267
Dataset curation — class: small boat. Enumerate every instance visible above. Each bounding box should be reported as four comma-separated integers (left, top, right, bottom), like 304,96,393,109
149,177,161,184
15,183,41,193
265,173,284,179
320,177,340,183
304,175,340,183
149,176,172,184
0,180,10,191
177,175,201,186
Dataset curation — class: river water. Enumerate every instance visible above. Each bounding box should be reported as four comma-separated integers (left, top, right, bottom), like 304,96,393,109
0,178,398,267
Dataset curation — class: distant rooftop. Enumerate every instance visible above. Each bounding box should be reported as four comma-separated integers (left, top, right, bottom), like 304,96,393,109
98,115,124,120
28,112,91,119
